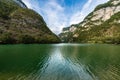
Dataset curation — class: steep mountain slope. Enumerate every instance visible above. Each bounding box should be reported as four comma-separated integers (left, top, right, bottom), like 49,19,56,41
0,0,60,44
59,0,120,44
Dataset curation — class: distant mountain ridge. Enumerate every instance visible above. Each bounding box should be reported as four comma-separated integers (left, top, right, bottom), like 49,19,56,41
0,0,60,44
14,0,27,8
59,0,120,44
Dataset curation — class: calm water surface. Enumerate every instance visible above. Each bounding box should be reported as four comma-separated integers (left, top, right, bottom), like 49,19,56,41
0,44,120,80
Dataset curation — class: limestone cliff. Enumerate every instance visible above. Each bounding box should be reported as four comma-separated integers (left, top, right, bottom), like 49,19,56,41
60,0,120,44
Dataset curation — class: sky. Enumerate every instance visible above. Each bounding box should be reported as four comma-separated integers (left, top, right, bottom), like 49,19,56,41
22,0,109,34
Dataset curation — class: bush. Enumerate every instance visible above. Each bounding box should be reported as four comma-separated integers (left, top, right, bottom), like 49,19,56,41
0,0,19,19
19,34,35,44
0,33,16,44
95,1,113,11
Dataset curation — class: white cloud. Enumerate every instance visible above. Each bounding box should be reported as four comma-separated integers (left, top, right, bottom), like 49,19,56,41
22,0,67,34
22,0,109,34
42,0,67,34
69,0,109,25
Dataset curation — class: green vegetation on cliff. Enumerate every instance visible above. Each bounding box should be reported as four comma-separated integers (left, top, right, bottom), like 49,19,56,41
72,12,120,44
0,0,60,44
59,0,120,44
94,1,113,11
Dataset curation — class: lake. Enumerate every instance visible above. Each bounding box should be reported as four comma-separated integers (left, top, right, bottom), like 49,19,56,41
0,44,120,80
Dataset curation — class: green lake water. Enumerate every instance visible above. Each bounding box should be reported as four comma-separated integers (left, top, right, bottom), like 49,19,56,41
0,44,120,80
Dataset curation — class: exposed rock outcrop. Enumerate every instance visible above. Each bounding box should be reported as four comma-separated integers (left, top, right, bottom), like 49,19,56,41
59,0,120,44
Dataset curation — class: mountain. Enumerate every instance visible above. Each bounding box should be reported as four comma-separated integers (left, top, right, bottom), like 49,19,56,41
59,0,120,44
14,0,27,8
0,0,60,44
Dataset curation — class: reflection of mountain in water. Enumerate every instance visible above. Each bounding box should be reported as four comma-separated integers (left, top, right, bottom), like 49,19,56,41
2,44,119,80
38,46,95,80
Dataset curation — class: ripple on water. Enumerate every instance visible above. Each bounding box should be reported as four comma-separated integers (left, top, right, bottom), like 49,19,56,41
21,48,96,80
8,44,98,80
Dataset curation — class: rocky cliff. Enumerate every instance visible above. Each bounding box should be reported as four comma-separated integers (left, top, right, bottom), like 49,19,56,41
0,0,60,44
59,0,120,44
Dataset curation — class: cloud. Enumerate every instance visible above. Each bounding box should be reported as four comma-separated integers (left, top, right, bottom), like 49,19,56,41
41,0,67,34
22,0,109,34
22,0,68,34
69,0,109,25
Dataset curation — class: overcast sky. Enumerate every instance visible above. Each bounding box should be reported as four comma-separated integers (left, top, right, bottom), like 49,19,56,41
22,0,109,34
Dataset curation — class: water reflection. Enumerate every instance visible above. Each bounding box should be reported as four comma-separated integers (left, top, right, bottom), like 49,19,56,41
0,44,119,80
34,45,95,80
